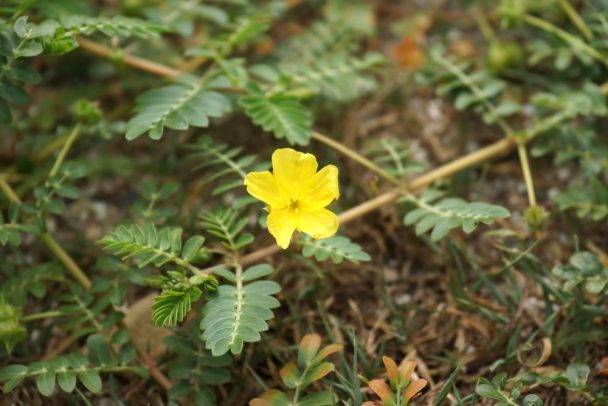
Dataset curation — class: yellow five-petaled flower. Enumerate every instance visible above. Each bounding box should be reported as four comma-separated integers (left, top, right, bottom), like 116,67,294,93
244,148,340,249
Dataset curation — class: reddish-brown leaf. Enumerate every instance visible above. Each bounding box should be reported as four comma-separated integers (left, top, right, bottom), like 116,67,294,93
404,378,428,401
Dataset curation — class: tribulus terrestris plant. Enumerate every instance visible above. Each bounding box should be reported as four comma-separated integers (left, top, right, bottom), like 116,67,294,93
1,0,608,404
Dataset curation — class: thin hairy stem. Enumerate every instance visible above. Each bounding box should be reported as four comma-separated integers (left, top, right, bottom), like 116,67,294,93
516,142,537,207
21,310,64,322
1,175,93,288
433,52,540,208
312,132,400,185
523,14,608,68
40,233,92,289
472,7,496,42
49,123,82,178
558,0,593,40
78,38,180,78
0,175,22,204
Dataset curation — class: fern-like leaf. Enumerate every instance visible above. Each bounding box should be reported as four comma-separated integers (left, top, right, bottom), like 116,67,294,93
363,137,424,178
152,287,201,327
280,53,383,100
60,15,166,39
277,19,362,65
424,47,520,124
201,264,281,356
299,235,371,264
98,222,205,269
125,74,231,141
239,84,312,146
200,207,254,252
402,190,510,241
187,135,268,198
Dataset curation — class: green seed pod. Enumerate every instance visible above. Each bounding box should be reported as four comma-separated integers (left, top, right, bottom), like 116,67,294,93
525,205,549,231
0,300,27,354
498,0,528,23
71,99,102,124
487,41,525,74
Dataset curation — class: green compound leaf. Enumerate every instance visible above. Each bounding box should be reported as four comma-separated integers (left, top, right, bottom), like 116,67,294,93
300,235,371,264
98,222,205,269
1,262,63,307
280,52,384,101
125,74,231,141
0,333,146,396
239,84,312,146
403,190,510,241
554,177,608,221
152,287,202,327
200,265,281,356
187,135,268,200
59,15,167,39
200,207,254,253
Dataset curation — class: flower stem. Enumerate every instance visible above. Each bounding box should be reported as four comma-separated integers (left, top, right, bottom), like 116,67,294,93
0,174,22,204
516,141,537,207
523,14,608,68
557,0,593,40
77,38,180,78
21,310,64,322
472,7,496,42
40,233,92,289
0,173,92,289
49,123,82,178
311,132,400,185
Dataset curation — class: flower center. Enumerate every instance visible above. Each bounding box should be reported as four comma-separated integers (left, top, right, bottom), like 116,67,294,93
289,199,300,213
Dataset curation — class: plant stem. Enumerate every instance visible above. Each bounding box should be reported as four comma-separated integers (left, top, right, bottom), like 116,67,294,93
516,142,537,207
558,0,593,40
201,111,571,272
3,148,175,394
472,7,496,42
523,14,608,68
0,175,22,204
21,310,64,322
312,132,400,185
433,52,514,136
40,233,92,289
433,51,539,208
77,38,180,78
0,175,93,288
74,38,569,268
49,123,82,178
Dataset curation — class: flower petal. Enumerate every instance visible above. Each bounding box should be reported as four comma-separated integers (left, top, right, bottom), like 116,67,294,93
297,208,339,240
300,164,339,209
244,171,288,208
272,148,318,194
267,208,297,249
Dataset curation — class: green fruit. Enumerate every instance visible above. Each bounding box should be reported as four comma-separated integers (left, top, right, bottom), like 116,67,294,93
0,301,27,354
498,0,528,20
487,41,525,74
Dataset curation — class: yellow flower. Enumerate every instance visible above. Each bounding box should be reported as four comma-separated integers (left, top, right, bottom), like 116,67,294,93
244,148,340,249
